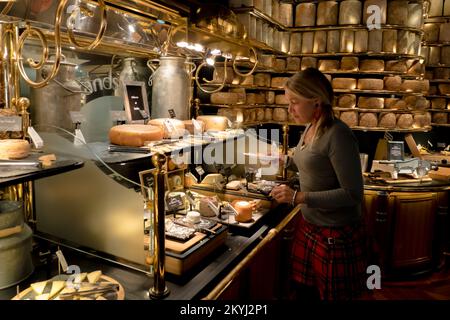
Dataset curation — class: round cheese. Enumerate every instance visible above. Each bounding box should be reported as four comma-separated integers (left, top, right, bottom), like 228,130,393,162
318,60,340,72
256,108,265,121
186,211,201,224
339,111,358,127
210,92,239,105
386,60,407,73
378,113,397,129
424,24,440,42
232,200,253,223
358,97,384,109
274,59,287,72
432,113,448,124
295,3,316,27
327,30,341,53
286,57,301,71
337,94,357,108
357,79,384,91
109,124,164,147
317,1,338,26
313,31,327,53
383,30,397,53
387,1,408,25
368,30,383,52
302,32,314,54
385,98,400,109
275,95,289,105
273,108,288,121
339,1,362,25
0,139,31,160
254,73,271,87
340,30,355,53
147,118,185,138
278,3,293,27
266,91,275,104
332,78,357,90
431,98,447,110
289,33,302,54
271,77,289,88
439,84,450,95
384,76,402,91
264,108,273,121
397,114,414,129
413,113,431,128
341,57,359,71
301,57,318,70
434,67,450,80
354,30,368,53
196,115,229,131
360,60,385,72
359,113,378,127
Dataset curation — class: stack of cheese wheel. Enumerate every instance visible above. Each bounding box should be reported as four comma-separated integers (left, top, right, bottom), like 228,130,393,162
0,139,31,159
109,124,164,147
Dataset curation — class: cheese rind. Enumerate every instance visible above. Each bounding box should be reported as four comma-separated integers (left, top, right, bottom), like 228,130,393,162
339,111,358,127
359,113,378,127
0,139,30,160
378,113,397,128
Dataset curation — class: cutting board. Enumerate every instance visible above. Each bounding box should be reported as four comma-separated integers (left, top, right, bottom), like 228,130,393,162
428,167,450,182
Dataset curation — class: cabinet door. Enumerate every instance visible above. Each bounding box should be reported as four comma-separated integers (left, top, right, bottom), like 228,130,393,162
391,192,437,270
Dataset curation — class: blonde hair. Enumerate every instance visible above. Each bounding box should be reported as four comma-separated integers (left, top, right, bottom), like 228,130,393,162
285,68,335,141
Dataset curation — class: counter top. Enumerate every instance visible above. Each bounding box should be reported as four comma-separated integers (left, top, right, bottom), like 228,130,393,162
364,177,450,192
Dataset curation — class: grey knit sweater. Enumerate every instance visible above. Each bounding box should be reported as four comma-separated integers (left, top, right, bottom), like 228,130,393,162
292,119,363,227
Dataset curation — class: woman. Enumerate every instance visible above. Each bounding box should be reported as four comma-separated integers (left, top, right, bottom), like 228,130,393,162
270,68,368,300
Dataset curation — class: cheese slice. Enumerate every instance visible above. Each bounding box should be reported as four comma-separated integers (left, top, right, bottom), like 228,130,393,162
49,281,66,300
87,270,102,284
35,293,50,300
30,280,48,295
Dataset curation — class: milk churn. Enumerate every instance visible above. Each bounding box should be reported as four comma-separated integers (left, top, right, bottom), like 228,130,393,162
147,56,195,120
114,57,151,99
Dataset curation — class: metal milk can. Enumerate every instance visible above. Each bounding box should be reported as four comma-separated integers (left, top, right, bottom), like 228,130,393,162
148,56,195,120
114,57,151,98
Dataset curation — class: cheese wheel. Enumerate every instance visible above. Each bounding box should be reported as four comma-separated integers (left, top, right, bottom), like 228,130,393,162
317,1,338,26
404,96,429,110
384,76,402,91
183,119,205,134
218,108,243,123
146,118,185,139
275,95,288,105
357,79,384,90
432,113,448,124
260,55,277,69
434,67,450,80
429,0,444,16
385,98,400,109
313,31,327,53
289,33,302,54
397,30,410,54
359,113,378,127
424,24,440,43
413,113,431,128
232,200,253,223
327,30,340,53
337,94,357,108
318,60,340,72
229,88,246,104
272,0,279,22
441,47,450,65
363,0,387,24
256,108,265,121
407,3,423,28
340,30,354,53
394,99,407,110
354,30,368,53
383,30,397,53
186,211,201,224
196,115,229,131
271,77,289,88
266,91,275,104
246,93,265,104
0,139,31,159
240,75,254,86
431,98,447,110
397,114,414,128
429,85,438,95
428,47,441,65
360,60,385,72
302,32,314,54
439,84,450,95
286,57,301,71
387,1,408,25
358,97,384,109
278,3,293,27
301,57,317,70
332,78,357,90
445,0,450,16
295,3,316,27
341,57,359,71
272,108,288,121
340,111,358,127
274,59,287,72
212,67,234,84
378,113,397,129
368,30,383,52
109,124,164,147
210,92,239,104
401,80,430,93
264,108,273,121
254,73,271,87
386,60,407,73
339,1,362,25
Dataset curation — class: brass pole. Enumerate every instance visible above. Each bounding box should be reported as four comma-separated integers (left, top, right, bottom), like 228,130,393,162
282,124,289,180
203,205,302,300
149,153,170,299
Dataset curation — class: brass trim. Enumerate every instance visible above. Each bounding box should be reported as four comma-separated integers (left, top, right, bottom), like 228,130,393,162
232,46,258,77
195,58,227,94
0,2,14,15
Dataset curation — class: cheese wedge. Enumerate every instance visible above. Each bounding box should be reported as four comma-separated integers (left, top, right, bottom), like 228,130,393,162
49,281,66,300
74,272,87,284
30,281,48,295
87,270,102,284
35,293,50,300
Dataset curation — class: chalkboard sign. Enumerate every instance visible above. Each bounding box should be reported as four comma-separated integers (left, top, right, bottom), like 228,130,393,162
388,141,404,161
122,80,150,123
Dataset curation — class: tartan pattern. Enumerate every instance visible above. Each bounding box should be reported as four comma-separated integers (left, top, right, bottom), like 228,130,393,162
291,217,369,300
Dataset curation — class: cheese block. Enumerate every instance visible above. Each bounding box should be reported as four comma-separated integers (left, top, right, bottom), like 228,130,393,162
357,79,384,90
254,73,271,87
428,47,441,65
317,1,338,26
445,0,450,15
264,108,273,121
256,108,265,121
387,1,408,25
360,60,385,72
339,111,358,127
359,113,378,127
301,32,314,54
337,94,357,108
383,30,397,53
385,60,407,73
340,30,354,53
384,76,402,91
31,281,48,295
275,95,288,105
407,3,423,28
378,113,397,128
108,124,163,147
210,92,239,104
332,78,357,90
318,60,340,72
87,270,102,284
286,57,301,71
439,84,450,95
313,31,327,53
424,24,440,42
289,33,302,54
327,30,341,53
147,118,185,139
441,47,450,65
274,59,286,72
358,97,384,109
295,3,316,27
429,0,444,16
0,139,30,160
196,115,229,131
278,3,293,27
183,119,205,134
434,67,450,79
339,0,362,25
272,108,288,121
432,113,448,124
385,98,400,109
49,281,66,300
397,114,414,129
354,30,368,53
368,30,383,53
413,113,431,128
363,0,387,24
266,91,275,104
341,57,359,71
301,57,317,70
271,77,288,88
431,98,447,110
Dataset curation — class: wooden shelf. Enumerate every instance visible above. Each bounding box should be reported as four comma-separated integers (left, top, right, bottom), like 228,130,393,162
431,123,450,127
428,79,450,83
428,109,450,112
426,94,450,98
288,52,423,60
350,126,432,133
334,89,425,96
200,103,288,109
334,108,431,114
422,41,450,47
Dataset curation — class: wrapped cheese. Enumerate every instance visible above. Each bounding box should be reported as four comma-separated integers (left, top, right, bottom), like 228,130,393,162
363,0,387,25
302,32,314,53
378,113,397,129
384,76,402,91
360,59,385,72
337,94,357,108
317,1,338,26
327,30,341,53
397,114,414,129
273,108,288,121
368,30,383,52
295,3,316,27
332,78,357,90
387,1,408,25
359,113,378,127
109,124,164,147
339,1,362,25
340,111,358,127
286,57,301,71
289,33,302,54
357,79,384,90
301,57,318,70
354,30,368,53
340,30,354,53
358,97,384,109
383,30,397,53
275,95,289,105
432,113,448,124
318,60,340,72
313,31,327,53
341,57,359,71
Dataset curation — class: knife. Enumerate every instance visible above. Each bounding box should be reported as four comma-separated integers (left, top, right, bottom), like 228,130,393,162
0,160,41,168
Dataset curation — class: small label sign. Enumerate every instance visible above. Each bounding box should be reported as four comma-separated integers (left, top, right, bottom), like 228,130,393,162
110,111,127,122
70,111,86,124
28,126,44,149
195,166,205,176
168,109,177,119
0,116,22,131
164,119,176,135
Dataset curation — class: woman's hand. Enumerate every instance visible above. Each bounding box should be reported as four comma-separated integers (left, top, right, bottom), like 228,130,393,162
270,184,305,205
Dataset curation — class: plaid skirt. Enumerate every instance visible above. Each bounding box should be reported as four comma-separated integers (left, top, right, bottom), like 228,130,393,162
291,217,368,300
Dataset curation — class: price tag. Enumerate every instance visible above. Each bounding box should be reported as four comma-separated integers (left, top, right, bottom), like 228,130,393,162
110,110,127,122
74,128,86,146
192,118,202,132
168,109,177,119
167,194,183,211
69,111,86,125
0,116,22,131
195,166,205,176
164,119,176,135
27,126,44,149
55,249,68,272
